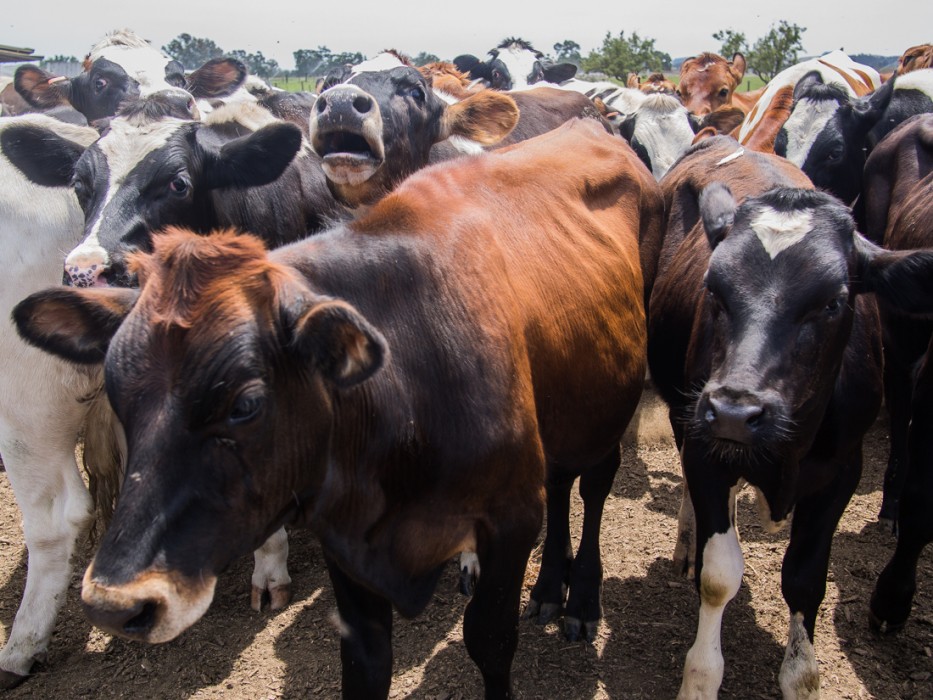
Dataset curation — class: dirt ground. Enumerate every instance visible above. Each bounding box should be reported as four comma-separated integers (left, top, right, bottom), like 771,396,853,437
0,402,931,699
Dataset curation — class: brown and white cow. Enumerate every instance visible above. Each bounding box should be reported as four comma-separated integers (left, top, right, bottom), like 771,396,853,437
677,52,765,116
15,118,660,697
649,135,933,698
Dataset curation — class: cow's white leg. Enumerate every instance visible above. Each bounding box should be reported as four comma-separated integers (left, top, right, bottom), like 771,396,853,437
778,612,820,699
251,526,291,611
0,437,93,682
678,525,743,700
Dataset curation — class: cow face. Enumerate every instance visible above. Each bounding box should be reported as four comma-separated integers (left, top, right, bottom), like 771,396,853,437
310,66,518,207
13,229,387,643
618,94,696,180
774,72,892,204
454,40,577,91
678,53,746,116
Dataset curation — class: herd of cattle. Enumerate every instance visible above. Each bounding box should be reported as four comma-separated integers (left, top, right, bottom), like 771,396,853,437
0,27,932,699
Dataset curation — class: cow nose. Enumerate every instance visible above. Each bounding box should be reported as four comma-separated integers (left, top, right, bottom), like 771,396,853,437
352,94,373,114
64,245,109,287
703,394,765,444
83,597,158,639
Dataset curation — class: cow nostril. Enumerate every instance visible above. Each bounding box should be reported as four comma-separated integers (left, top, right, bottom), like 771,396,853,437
123,601,157,636
353,95,373,114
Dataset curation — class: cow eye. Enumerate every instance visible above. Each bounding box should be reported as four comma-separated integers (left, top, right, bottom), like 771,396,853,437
229,392,265,426
718,88,729,98
825,296,845,316
826,145,844,163
93,76,108,94
405,85,425,101
169,175,190,196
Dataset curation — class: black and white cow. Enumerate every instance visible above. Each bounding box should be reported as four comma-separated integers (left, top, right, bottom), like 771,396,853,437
649,136,933,698
453,38,577,91
618,94,698,179
774,68,932,208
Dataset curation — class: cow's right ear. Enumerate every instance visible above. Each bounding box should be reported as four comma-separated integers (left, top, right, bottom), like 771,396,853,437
285,297,387,388
441,91,519,146
854,234,933,314
186,58,248,99
13,287,138,364
699,182,737,249
0,123,88,187
15,65,73,109
729,53,747,81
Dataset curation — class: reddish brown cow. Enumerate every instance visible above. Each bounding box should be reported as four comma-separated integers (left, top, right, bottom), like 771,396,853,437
897,44,933,75
627,72,678,95
678,52,765,115
15,119,662,697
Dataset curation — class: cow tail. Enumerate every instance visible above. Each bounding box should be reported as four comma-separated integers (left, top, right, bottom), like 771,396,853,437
80,385,125,542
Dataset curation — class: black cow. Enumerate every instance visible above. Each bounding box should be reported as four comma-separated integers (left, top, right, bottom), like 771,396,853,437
453,37,577,91
649,136,933,697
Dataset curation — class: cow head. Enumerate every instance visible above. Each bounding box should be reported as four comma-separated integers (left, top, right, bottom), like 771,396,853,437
678,52,747,116
454,38,577,91
690,183,933,519
13,228,387,643
310,66,518,207
0,95,304,287
618,94,696,180
774,72,893,204
896,44,933,75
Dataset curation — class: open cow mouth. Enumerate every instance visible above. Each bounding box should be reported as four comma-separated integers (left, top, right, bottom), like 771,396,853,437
313,127,385,186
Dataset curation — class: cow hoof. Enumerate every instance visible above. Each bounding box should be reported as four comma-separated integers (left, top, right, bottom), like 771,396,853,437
876,515,897,537
269,584,291,611
868,608,905,635
0,669,28,689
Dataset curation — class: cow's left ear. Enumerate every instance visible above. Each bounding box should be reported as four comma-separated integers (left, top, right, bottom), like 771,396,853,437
854,234,933,314
729,53,747,81
204,122,303,189
699,182,737,249
441,91,519,146
542,62,577,84
287,298,387,387
186,58,248,99
13,287,138,364
0,122,89,187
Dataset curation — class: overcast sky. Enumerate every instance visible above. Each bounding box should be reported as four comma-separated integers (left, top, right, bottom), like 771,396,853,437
4,2,931,70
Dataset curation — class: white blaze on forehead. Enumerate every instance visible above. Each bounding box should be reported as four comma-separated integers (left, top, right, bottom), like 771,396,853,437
351,53,406,77
783,97,839,167
751,206,814,259
95,44,177,96
497,47,540,90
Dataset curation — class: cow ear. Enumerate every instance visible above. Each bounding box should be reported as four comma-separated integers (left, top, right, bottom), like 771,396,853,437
0,122,88,187
793,71,824,101
165,60,187,89
626,73,640,89
286,298,387,387
13,287,138,364
730,53,747,80
15,64,72,109
204,122,303,189
542,62,577,84
699,182,737,249
852,77,894,129
441,91,519,146
692,126,719,144
853,234,933,314
186,58,248,99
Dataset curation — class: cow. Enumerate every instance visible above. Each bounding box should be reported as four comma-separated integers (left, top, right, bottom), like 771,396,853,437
627,72,678,96
0,114,122,687
310,65,519,207
737,50,881,154
859,114,933,533
14,118,660,697
618,94,697,179
647,135,933,698
868,118,933,635
677,52,765,116
557,78,649,125
774,67,931,209
896,44,933,75
453,37,577,91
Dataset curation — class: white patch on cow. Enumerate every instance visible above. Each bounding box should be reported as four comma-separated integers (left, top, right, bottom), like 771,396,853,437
715,148,744,166
751,206,814,259
559,79,646,119
496,46,541,90
632,95,695,179
459,552,480,579
753,486,791,533
782,98,840,168
678,527,744,700
350,52,406,77
92,33,178,97
251,526,292,611
892,68,933,99
779,612,820,699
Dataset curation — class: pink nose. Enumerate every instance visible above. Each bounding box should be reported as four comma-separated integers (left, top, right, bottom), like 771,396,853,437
65,245,109,287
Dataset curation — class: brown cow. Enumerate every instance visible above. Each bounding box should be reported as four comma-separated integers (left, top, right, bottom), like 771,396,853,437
896,44,933,75
627,71,678,95
15,119,662,697
678,52,765,116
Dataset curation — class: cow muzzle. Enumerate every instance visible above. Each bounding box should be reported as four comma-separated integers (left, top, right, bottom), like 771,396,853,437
310,84,385,186
81,563,217,643
696,384,784,447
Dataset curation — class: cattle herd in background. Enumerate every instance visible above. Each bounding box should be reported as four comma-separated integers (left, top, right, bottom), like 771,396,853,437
0,27,932,699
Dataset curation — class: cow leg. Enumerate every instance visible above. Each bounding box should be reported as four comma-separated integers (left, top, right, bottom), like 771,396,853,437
523,470,573,624
778,455,861,699
871,358,933,632
678,448,741,700
673,445,697,578
0,435,93,686
325,553,393,700
464,514,539,699
563,444,621,642
879,351,912,528
250,527,291,611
